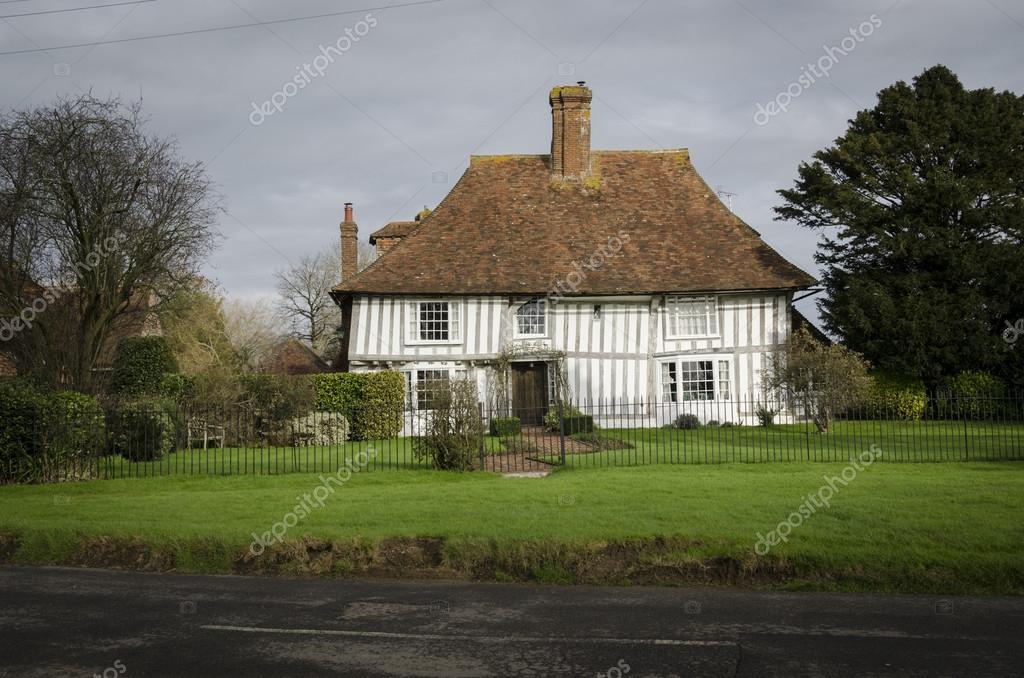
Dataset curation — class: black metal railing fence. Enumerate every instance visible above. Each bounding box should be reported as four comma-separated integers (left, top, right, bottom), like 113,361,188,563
2,390,1023,483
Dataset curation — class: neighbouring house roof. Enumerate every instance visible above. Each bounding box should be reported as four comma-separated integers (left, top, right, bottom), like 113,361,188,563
334,150,815,297
791,308,832,345
369,221,419,245
263,338,330,375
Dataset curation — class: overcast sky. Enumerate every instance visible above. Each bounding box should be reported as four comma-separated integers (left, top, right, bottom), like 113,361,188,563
2,0,1022,323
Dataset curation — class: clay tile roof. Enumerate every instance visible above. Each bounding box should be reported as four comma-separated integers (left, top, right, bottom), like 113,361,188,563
336,150,815,296
369,221,419,244
263,338,330,375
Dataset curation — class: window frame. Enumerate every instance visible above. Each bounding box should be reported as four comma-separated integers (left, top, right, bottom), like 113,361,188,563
513,298,548,339
412,369,450,411
659,355,733,403
665,295,720,340
406,299,462,346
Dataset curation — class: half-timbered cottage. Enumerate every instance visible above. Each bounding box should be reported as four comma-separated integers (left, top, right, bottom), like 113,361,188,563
331,83,815,425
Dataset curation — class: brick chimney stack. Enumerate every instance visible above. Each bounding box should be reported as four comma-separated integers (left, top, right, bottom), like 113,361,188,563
339,202,358,282
549,82,592,179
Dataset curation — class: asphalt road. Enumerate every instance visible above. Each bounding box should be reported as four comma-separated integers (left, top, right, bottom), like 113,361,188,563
0,566,1021,677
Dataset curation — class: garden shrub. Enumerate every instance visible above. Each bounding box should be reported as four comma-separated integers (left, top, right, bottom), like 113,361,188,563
940,371,1007,420
755,402,778,426
543,404,593,432
0,379,52,483
489,416,522,437
110,337,178,398
413,379,482,471
159,373,197,406
290,412,349,446
312,372,364,412
356,371,405,440
672,413,700,430
314,371,405,440
240,374,315,442
866,372,927,421
51,391,105,477
561,413,594,434
107,398,174,461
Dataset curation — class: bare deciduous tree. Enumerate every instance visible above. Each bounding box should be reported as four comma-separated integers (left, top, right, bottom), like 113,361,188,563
0,95,219,391
274,250,340,354
222,298,283,371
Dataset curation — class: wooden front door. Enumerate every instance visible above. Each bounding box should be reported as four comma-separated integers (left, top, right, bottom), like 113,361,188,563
512,362,548,425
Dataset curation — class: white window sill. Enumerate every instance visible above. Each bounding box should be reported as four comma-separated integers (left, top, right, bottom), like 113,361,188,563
405,339,463,346
665,334,721,341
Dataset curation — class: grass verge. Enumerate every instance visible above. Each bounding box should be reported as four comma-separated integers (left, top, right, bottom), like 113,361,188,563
1,462,1022,594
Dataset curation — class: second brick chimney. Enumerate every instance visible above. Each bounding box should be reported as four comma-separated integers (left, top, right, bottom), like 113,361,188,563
549,82,592,179
339,202,358,282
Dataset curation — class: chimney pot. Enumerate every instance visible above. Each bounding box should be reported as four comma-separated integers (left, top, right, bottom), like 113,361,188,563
343,202,353,222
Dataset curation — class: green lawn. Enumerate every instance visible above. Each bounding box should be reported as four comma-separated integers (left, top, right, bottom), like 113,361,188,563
2,461,1023,594
556,420,1024,465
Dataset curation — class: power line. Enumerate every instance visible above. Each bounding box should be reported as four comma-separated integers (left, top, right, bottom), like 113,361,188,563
0,0,444,56
0,0,157,19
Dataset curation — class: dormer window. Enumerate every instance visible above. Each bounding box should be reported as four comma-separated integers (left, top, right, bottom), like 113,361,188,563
515,299,547,337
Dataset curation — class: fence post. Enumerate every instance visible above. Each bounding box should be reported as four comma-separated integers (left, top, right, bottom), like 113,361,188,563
478,402,486,471
962,394,970,461
557,398,567,466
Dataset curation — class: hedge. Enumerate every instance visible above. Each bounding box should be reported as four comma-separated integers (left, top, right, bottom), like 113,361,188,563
0,382,104,483
107,398,175,461
543,405,595,434
110,336,178,397
312,371,405,440
939,371,1007,420
489,416,522,437
866,372,927,421
0,380,53,483
52,391,106,460
313,372,364,412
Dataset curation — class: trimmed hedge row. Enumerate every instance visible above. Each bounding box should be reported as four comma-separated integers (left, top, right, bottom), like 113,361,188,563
489,416,522,437
543,405,595,434
0,380,106,483
313,371,405,440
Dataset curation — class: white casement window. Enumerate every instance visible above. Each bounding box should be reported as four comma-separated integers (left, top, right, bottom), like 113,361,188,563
679,360,715,401
660,357,732,402
515,299,547,337
662,362,678,403
414,369,449,411
666,295,719,338
717,360,731,400
408,300,461,344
